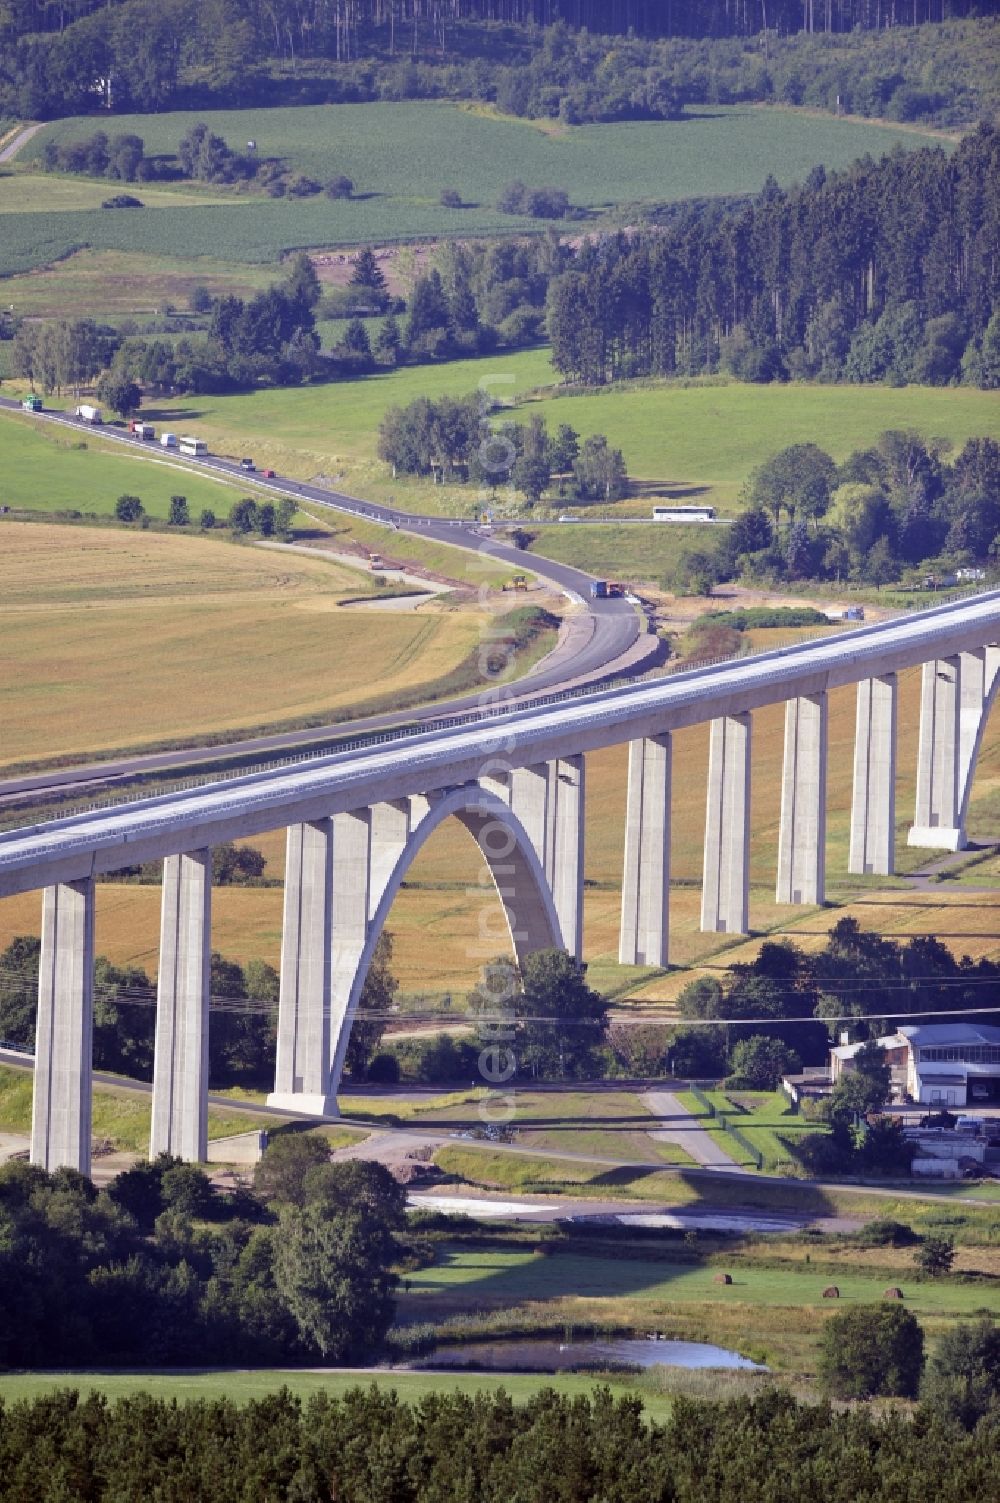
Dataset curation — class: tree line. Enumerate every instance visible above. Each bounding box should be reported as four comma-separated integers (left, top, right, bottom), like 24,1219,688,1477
0,1378,997,1500
0,923,397,1088
378,393,627,506
0,1147,407,1370
668,919,1000,1062
546,124,1000,389
675,432,1000,595
4,5,998,123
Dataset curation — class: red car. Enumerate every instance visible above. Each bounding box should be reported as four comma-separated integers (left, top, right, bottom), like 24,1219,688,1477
263,468,276,478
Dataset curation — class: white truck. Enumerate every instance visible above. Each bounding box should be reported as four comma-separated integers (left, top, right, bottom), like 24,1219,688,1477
75,404,103,424
160,432,178,449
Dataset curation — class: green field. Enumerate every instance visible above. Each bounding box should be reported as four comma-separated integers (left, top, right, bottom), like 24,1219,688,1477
0,1368,680,1424
0,409,260,519
2,102,948,278
0,1065,263,1152
406,1244,997,1321
133,350,1000,522
0,411,519,586
675,1091,824,1173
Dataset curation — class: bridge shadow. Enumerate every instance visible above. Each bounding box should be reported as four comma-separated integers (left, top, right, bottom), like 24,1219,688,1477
400,1163,842,1328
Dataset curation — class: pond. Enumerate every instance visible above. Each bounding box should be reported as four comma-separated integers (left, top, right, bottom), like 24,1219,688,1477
407,1338,765,1373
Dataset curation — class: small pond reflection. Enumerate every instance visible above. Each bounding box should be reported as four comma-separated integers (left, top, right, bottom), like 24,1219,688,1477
407,1338,765,1372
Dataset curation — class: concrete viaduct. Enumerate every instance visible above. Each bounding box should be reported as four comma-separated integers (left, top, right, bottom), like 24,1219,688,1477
2,592,998,1176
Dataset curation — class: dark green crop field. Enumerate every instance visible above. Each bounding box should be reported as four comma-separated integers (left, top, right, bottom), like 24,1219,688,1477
1,102,948,277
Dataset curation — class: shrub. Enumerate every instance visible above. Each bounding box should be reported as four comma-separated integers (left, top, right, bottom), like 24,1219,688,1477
326,174,355,199
915,1235,956,1278
819,1304,925,1399
367,1053,401,1084
114,493,144,522
101,194,143,209
286,174,322,198
857,1218,919,1248
440,187,463,208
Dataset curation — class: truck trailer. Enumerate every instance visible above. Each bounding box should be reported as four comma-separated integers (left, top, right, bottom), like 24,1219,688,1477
75,404,102,424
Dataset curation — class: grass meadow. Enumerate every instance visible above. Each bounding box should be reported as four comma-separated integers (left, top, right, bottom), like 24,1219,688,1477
0,520,510,767
0,1065,264,1152
0,1368,680,1425
131,352,1000,521
2,103,946,279
402,1240,1000,1374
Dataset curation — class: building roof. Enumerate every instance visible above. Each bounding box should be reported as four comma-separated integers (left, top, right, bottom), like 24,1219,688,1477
831,1033,904,1062
899,1023,1000,1048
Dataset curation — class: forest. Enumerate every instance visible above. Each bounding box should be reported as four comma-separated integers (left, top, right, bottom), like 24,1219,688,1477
0,1382,997,1501
2,2,998,122
545,124,1000,388
0,1150,407,1368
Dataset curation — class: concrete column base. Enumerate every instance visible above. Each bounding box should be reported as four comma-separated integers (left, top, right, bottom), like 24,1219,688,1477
906,826,967,852
265,1092,339,1118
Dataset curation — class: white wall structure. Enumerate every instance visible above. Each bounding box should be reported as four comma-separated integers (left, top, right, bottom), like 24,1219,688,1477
2,593,998,1171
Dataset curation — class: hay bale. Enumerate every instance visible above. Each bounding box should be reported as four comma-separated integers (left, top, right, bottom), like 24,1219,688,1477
822,1285,840,1298
713,1272,733,1285
884,1286,904,1299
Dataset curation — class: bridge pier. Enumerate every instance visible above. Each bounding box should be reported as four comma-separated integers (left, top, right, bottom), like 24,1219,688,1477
150,851,211,1162
268,821,334,1117
619,735,671,967
849,673,897,875
701,713,751,935
776,693,827,906
30,879,94,1175
546,757,585,960
908,650,990,851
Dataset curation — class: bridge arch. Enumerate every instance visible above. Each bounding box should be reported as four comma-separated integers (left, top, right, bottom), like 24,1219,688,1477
328,784,563,1099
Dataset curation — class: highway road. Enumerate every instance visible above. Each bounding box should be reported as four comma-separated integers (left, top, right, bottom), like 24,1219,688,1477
0,398,661,807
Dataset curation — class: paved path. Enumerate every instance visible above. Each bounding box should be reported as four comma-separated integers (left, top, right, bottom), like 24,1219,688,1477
0,123,43,164
641,1089,739,1169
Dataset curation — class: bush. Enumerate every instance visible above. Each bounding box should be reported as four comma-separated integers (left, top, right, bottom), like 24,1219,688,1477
856,1218,918,1248
114,493,144,522
286,174,322,197
101,194,143,209
440,187,463,208
255,1134,330,1206
915,1235,956,1278
819,1304,925,1399
326,174,355,199
366,1053,401,1084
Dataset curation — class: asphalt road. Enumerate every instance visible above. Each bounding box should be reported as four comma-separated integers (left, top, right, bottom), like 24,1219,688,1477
0,399,661,805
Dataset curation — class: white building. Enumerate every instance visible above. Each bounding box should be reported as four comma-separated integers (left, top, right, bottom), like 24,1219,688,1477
831,1022,1000,1108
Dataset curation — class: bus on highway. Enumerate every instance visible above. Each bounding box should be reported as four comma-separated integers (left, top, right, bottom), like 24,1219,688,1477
652,504,716,522
179,436,208,456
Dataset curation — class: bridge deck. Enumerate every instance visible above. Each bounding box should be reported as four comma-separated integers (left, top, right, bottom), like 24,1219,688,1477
1,591,998,897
